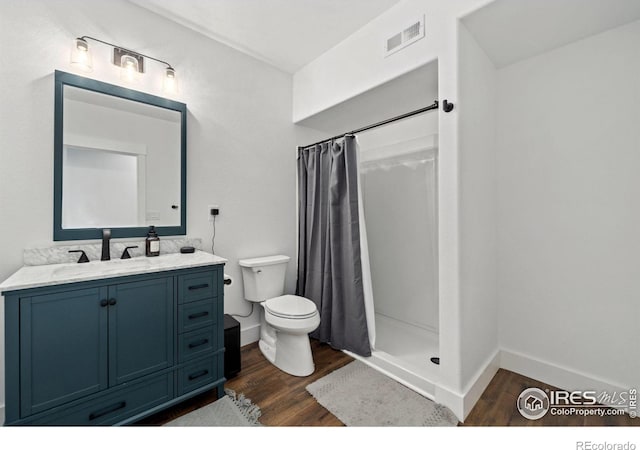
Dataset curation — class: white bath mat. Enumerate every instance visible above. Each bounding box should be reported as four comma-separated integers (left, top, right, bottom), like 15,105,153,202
306,360,458,426
164,389,261,427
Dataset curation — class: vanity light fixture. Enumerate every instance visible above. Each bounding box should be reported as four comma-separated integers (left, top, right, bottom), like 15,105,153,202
163,67,178,94
70,37,93,72
119,54,141,83
70,36,178,93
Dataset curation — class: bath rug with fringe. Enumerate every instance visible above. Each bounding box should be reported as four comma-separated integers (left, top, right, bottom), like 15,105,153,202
306,360,458,426
164,389,262,426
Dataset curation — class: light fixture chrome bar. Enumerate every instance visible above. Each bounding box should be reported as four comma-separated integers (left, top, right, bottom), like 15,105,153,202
77,36,175,71
113,47,145,72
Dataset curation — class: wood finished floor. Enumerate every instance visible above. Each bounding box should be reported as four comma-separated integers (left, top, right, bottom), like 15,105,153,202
138,341,638,427
463,369,638,426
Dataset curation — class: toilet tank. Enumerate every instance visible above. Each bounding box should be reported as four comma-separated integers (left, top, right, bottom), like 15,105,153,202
238,255,291,302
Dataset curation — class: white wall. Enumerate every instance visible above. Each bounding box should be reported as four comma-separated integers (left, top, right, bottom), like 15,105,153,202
293,0,493,122
358,114,440,334
0,0,318,409
457,23,499,395
496,20,640,390
297,61,439,135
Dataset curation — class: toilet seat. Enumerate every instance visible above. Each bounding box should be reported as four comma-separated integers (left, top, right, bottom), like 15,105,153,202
265,295,318,320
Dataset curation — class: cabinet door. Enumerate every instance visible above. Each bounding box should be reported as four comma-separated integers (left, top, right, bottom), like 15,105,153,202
108,277,174,386
20,287,109,416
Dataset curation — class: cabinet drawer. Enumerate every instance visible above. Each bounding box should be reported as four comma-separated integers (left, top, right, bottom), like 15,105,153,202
178,327,217,363
178,270,218,304
178,299,216,333
177,357,218,396
32,373,173,426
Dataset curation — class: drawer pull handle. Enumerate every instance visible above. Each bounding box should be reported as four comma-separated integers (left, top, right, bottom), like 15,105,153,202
100,299,108,307
88,401,127,421
108,298,117,306
188,283,209,291
188,369,209,381
188,311,209,320
188,339,209,349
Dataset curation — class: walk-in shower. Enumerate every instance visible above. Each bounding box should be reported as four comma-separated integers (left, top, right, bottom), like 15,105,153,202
296,60,443,399
347,113,440,398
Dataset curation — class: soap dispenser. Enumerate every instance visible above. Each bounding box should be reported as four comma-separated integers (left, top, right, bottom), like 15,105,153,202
145,225,160,257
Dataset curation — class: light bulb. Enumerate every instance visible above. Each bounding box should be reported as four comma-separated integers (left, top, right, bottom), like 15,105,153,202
163,67,178,94
70,38,93,72
120,54,140,83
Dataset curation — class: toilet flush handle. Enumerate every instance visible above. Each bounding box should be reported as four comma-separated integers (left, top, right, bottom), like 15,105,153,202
251,267,262,274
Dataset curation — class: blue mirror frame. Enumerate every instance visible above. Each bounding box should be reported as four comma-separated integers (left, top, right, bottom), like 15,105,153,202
53,70,187,241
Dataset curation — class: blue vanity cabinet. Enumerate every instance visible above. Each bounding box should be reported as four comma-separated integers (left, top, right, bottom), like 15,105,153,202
3,263,225,426
19,287,110,417
107,278,174,386
175,269,225,397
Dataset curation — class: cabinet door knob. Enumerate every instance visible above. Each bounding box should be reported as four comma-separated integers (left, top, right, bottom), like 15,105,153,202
100,299,108,307
108,298,117,306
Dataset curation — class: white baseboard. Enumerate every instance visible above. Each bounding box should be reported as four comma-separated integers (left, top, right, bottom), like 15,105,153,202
500,348,631,396
435,348,500,422
435,384,464,422
240,323,260,347
436,347,634,422
441,348,633,422
463,349,500,418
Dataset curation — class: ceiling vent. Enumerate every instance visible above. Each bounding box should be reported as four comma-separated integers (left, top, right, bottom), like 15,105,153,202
385,15,425,57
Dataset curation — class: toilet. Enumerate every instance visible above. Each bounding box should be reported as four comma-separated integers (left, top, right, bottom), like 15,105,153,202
238,255,320,377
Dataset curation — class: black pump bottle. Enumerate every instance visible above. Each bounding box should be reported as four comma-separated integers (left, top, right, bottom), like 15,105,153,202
145,225,160,257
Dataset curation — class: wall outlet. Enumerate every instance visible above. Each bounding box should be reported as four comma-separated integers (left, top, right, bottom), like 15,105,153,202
208,205,219,222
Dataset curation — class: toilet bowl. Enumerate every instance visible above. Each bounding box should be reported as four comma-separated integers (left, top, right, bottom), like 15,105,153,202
239,255,320,376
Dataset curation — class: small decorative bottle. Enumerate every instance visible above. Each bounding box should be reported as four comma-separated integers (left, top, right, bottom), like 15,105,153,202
145,225,160,257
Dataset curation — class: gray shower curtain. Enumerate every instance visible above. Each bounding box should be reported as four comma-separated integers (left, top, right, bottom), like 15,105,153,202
296,136,371,357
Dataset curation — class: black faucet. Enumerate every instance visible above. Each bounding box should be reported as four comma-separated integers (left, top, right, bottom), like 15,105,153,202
101,229,111,261
121,245,138,259
69,250,89,263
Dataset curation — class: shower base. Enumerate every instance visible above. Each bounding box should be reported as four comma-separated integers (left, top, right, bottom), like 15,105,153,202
344,313,439,399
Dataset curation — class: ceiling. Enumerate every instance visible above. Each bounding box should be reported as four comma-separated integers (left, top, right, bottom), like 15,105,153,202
128,0,403,73
462,0,640,68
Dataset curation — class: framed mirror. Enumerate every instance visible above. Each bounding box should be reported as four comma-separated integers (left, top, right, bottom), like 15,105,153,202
53,71,186,240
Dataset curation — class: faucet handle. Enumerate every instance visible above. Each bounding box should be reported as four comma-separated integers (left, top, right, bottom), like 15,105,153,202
69,250,89,263
121,246,138,260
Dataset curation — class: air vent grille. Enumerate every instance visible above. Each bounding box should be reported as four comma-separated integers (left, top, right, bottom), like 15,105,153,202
384,15,425,57
404,22,421,41
386,33,402,52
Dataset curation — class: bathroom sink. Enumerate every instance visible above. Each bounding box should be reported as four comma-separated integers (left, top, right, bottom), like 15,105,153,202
52,257,151,278
1,251,228,294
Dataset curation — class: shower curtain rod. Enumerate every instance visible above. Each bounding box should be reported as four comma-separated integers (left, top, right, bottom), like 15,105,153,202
299,99,450,149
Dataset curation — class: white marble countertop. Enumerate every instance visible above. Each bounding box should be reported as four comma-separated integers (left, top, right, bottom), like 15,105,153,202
0,251,227,294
